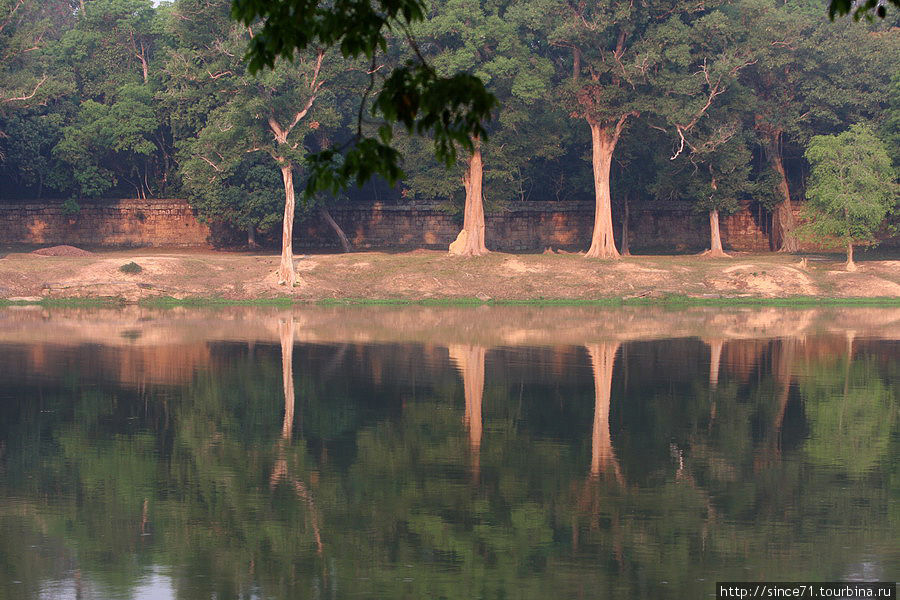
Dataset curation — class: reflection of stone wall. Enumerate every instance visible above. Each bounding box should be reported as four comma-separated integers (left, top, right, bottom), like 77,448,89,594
1,343,213,387
0,199,211,247
2,198,895,251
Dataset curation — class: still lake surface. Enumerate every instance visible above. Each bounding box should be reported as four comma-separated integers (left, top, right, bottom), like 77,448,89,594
0,305,897,599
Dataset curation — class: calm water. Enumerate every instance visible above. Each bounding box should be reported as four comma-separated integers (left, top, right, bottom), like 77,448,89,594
0,306,897,599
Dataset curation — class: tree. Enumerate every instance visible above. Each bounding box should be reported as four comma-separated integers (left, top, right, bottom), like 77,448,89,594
643,4,758,257
180,152,285,246
48,0,172,199
545,0,755,259
395,0,559,256
801,123,897,270
54,83,162,198
740,0,897,252
167,0,339,286
229,0,496,200
884,72,900,170
828,0,899,19
0,0,74,172
0,0,71,112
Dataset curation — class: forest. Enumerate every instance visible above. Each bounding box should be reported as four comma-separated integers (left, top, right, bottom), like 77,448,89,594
0,0,897,272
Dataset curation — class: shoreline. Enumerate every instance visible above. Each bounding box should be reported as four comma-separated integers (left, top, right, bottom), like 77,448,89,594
2,295,900,308
2,249,898,305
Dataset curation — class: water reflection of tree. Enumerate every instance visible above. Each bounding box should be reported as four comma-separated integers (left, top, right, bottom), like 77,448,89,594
449,344,485,480
0,334,896,599
269,317,323,555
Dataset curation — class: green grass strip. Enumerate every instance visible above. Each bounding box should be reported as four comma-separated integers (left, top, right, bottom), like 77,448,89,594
2,295,898,309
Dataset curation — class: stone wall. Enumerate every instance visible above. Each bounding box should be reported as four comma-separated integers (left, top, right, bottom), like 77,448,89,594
1,197,892,252
0,198,211,247
298,201,776,252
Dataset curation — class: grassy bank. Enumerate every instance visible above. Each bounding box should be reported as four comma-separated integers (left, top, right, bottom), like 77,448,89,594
2,294,899,309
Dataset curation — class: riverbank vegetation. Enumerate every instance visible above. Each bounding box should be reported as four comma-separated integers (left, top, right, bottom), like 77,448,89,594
0,0,897,283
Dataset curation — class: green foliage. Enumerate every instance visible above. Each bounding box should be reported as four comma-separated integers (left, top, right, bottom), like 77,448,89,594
61,197,80,215
800,123,897,248
0,0,898,257
167,0,345,239
119,261,142,273
229,0,497,198
54,84,161,198
884,73,900,169
801,357,896,477
388,0,563,210
829,0,899,19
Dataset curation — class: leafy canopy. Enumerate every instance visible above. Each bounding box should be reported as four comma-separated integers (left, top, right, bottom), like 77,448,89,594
801,123,897,247
828,0,899,20
230,0,497,197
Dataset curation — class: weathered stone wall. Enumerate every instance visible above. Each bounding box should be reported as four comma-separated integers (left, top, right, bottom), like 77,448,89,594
298,201,777,252
1,197,893,252
0,199,211,247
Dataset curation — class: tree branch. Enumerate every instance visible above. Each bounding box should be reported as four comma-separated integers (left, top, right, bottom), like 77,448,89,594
2,75,47,103
0,0,26,36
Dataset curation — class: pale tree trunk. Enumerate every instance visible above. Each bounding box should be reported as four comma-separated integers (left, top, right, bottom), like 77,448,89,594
764,129,799,253
449,145,488,256
449,344,485,480
846,241,856,271
704,209,730,258
278,162,297,286
138,41,149,83
585,120,620,258
319,206,352,252
247,224,258,248
586,342,622,483
265,52,324,286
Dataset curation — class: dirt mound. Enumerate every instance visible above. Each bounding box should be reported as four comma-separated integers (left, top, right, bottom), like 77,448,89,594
32,245,94,257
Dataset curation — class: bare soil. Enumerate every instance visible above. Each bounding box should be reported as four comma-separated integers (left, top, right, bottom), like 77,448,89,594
0,247,898,301
31,245,94,257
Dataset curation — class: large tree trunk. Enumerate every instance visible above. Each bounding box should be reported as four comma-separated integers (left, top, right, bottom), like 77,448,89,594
763,130,799,253
585,121,620,259
846,241,856,271
586,342,622,482
449,145,488,256
247,224,258,248
319,206,351,252
278,161,297,286
449,344,485,480
704,209,730,258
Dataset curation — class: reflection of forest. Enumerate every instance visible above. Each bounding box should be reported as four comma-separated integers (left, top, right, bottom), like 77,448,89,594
0,311,897,599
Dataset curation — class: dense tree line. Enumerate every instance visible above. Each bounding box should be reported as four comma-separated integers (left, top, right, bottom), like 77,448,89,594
0,0,897,263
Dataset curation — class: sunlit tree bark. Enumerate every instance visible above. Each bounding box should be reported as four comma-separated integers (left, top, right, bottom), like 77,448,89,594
449,144,488,256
